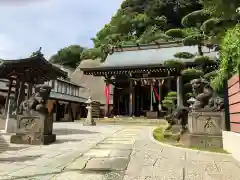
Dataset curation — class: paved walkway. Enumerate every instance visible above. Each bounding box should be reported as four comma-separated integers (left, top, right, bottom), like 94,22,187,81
0,122,239,180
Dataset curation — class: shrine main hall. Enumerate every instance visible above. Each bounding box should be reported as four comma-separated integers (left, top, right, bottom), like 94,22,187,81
81,42,218,118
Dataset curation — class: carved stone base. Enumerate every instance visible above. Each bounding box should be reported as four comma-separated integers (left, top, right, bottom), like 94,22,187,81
10,133,56,145
181,133,223,148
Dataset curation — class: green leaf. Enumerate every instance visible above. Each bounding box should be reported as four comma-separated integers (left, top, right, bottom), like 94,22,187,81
182,10,210,28
165,29,186,38
163,59,185,68
174,52,195,59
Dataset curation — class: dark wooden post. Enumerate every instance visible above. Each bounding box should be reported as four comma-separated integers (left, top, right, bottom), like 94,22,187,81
150,82,153,111
4,79,13,115
129,80,133,116
27,83,33,99
158,79,162,111
177,76,183,107
14,80,20,103
16,81,24,113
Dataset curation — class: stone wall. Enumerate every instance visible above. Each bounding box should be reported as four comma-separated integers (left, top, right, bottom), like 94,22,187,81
228,74,240,133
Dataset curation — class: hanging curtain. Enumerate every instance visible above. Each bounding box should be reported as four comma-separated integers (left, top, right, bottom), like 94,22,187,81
104,84,110,105
152,90,156,103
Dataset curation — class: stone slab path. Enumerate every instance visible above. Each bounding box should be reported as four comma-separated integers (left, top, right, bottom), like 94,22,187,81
0,122,239,180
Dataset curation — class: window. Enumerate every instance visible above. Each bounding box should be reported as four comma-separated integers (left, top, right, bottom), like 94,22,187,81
54,81,58,92
61,82,66,93
71,86,74,96
57,81,62,93
76,88,79,97
67,84,70,94
51,81,55,90
64,83,67,94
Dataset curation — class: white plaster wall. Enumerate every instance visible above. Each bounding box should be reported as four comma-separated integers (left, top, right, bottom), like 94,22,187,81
222,130,240,162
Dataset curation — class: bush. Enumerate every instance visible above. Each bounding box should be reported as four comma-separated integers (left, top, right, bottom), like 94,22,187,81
183,34,204,46
201,18,220,35
194,56,214,64
204,70,218,81
165,29,186,38
182,10,210,28
174,52,195,59
163,59,185,68
181,68,204,80
211,24,240,92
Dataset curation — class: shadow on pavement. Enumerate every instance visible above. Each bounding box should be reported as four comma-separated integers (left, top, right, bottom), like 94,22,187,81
53,129,99,135
53,138,83,144
0,155,42,163
0,169,113,180
0,134,27,154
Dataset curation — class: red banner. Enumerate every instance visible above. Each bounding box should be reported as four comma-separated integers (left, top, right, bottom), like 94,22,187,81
153,86,160,101
104,84,110,105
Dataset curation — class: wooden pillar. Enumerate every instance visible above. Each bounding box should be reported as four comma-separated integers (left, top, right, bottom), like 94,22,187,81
177,76,183,107
132,84,135,116
27,83,33,99
14,80,20,103
129,80,133,116
4,79,13,115
16,81,24,113
158,80,162,111
150,84,153,111
104,82,110,117
68,102,73,122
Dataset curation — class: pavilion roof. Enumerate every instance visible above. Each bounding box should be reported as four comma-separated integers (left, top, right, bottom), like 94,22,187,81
81,42,218,76
0,53,67,83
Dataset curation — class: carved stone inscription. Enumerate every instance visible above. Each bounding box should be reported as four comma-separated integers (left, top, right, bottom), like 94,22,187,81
188,112,224,135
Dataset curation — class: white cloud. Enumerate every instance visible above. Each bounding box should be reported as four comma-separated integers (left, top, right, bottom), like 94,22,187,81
0,0,122,59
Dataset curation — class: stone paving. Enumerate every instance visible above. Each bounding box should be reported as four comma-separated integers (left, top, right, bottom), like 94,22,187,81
0,122,239,180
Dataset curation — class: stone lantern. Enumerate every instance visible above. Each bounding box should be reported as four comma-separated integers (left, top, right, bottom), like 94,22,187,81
83,97,96,126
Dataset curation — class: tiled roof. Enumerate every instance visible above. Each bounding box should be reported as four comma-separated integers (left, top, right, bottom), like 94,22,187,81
101,45,217,68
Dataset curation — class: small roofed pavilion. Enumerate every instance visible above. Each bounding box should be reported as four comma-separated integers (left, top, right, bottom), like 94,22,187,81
81,42,219,118
0,50,67,115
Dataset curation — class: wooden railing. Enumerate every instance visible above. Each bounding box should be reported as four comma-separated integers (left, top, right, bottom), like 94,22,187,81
228,74,240,133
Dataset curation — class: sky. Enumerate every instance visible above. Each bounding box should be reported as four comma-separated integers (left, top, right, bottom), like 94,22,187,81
0,0,123,59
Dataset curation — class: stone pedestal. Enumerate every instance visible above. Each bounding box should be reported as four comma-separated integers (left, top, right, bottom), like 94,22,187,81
83,105,96,126
146,111,158,119
10,115,56,145
182,111,225,148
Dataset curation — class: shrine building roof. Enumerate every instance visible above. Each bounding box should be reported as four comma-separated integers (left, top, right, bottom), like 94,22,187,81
81,42,218,76
0,53,67,83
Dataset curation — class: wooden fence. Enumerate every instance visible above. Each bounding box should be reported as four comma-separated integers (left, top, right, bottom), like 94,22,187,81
228,74,240,133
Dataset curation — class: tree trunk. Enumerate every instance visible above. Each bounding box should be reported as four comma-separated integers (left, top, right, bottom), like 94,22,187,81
198,44,203,56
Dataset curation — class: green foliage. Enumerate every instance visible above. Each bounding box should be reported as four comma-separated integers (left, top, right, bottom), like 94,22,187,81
80,48,103,60
163,59,185,68
137,26,170,44
49,45,85,68
182,10,210,28
185,92,193,98
183,34,205,46
211,24,240,91
174,52,195,59
200,18,220,35
204,70,218,81
202,0,240,19
194,56,214,64
87,0,203,61
162,91,177,113
181,68,204,80
162,99,175,110
165,29,186,38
